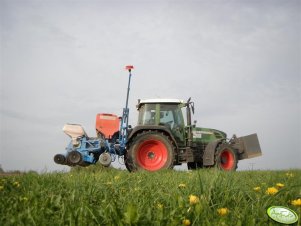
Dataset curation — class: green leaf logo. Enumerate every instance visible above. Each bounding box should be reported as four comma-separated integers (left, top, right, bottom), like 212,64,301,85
267,206,298,224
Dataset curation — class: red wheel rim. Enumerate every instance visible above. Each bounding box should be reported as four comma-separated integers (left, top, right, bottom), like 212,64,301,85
220,149,234,170
136,139,168,171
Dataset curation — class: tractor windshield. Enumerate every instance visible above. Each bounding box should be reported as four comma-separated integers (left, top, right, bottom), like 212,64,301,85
138,103,184,129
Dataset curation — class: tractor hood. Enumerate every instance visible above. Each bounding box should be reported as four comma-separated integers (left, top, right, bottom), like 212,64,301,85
192,127,227,143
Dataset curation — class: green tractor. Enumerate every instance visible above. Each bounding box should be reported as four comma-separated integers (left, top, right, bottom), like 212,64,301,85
55,67,261,172
125,98,262,171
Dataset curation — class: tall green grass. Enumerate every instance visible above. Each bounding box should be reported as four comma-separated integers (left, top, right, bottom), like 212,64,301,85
0,167,300,225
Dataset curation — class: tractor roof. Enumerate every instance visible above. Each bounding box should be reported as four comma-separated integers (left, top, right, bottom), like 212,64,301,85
137,98,185,108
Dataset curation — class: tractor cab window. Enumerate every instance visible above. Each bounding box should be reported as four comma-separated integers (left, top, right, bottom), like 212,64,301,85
138,103,185,144
181,106,187,126
159,104,184,129
138,104,156,125
138,103,184,129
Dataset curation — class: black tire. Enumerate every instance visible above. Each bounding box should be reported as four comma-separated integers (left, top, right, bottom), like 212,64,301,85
54,154,66,165
215,143,238,171
67,151,82,166
98,152,112,167
126,131,175,172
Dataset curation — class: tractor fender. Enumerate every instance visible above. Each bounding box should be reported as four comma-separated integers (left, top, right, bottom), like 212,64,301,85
203,140,223,166
127,125,178,149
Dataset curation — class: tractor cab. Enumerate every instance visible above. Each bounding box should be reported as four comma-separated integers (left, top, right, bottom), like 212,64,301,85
136,99,187,144
137,99,185,126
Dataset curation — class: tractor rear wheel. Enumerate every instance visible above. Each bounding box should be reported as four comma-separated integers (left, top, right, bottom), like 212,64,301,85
215,144,238,171
126,131,175,172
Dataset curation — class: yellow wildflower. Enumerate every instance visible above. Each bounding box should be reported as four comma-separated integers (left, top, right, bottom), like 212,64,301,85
20,197,28,202
286,172,294,178
253,187,261,192
217,207,229,216
157,203,163,209
178,183,186,189
291,198,301,207
266,187,278,195
13,181,20,188
114,175,120,180
182,218,191,226
276,183,284,188
189,195,200,205
0,185,4,191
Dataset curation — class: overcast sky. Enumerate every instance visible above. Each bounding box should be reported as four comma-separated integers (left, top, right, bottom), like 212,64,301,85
0,0,300,172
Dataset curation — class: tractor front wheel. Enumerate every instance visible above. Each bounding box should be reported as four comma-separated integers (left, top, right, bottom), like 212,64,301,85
215,144,238,171
126,131,175,172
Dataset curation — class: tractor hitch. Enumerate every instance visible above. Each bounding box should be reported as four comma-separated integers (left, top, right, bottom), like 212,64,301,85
230,133,262,160
54,67,134,168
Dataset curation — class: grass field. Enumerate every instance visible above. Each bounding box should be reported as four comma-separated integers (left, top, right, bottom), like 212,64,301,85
0,166,300,226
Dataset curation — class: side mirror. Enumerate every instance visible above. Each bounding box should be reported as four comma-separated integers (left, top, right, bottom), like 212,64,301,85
186,97,195,114
191,103,195,114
